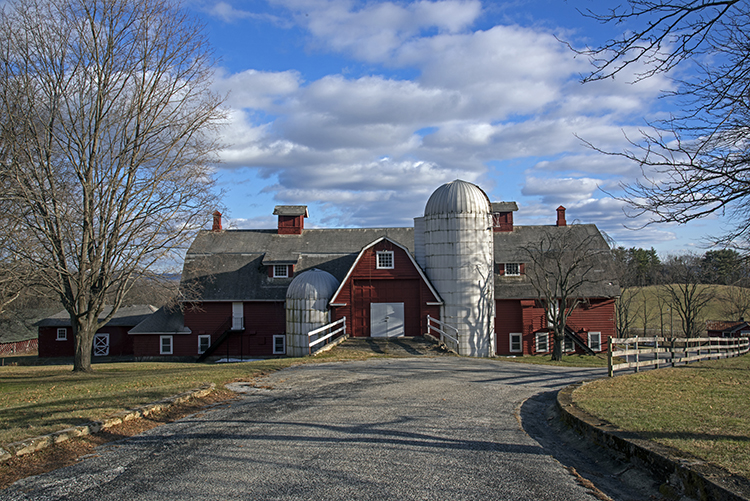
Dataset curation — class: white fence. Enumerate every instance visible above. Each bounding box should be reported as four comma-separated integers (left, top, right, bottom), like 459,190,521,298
308,317,347,355
608,336,750,377
426,315,459,354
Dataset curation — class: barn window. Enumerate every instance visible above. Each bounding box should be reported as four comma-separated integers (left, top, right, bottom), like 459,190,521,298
56,328,67,341
504,263,520,276
160,335,173,355
564,335,575,353
509,333,522,353
376,251,394,269
198,335,211,354
588,332,602,352
273,335,286,354
273,265,288,278
535,332,549,353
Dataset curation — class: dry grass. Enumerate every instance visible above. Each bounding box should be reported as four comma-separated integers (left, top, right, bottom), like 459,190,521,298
0,389,235,489
0,346,383,447
573,353,750,479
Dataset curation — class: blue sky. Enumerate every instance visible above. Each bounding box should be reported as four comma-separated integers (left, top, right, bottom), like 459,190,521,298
187,0,723,255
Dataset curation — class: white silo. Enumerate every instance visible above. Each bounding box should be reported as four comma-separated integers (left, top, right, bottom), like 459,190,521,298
285,269,340,357
422,180,495,356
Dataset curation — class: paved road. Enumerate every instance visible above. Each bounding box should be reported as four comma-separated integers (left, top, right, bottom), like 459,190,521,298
2,358,661,500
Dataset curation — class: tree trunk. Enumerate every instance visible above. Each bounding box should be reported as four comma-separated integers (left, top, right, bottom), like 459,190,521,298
72,318,95,372
552,331,564,361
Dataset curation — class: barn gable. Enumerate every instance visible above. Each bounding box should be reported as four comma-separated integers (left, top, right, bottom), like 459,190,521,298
329,237,442,338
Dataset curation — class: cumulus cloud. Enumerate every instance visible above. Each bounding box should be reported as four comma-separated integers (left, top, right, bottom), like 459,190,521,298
207,0,684,246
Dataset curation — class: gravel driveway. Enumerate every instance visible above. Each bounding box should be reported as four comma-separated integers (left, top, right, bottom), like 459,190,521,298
1,358,660,500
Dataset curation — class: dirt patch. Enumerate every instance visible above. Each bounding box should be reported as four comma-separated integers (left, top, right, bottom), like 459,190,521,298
0,389,236,490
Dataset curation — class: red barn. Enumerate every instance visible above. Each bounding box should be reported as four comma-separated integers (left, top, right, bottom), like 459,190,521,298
130,180,619,360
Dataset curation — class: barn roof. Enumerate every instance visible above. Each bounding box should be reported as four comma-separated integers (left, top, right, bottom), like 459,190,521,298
182,228,414,302
706,320,750,334
493,224,620,300
181,222,619,303
129,306,191,335
36,305,158,328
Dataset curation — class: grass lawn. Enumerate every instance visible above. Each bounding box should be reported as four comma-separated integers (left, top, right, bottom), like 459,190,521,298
0,347,384,447
573,353,750,479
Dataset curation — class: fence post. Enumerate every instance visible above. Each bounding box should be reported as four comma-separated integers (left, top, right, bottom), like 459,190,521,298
608,340,613,378
671,338,675,367
635,336,640,373
655,338,659,369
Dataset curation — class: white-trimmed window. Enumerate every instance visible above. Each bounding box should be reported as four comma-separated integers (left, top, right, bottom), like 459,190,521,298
504,263,520,276
273,335,286,355
160,335,173,355
509,333,522,353
535,332,549,353
232,302,244,330
588,332,602,352
273,265,288,278
376,251,394,269
198,335,211,354
564,335,575,353
56,328,67,341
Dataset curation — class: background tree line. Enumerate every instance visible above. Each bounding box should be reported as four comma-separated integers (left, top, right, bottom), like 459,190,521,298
613,247,750,338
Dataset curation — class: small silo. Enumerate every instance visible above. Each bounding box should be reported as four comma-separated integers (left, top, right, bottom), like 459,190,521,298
422,180,495,356
285,269,340,357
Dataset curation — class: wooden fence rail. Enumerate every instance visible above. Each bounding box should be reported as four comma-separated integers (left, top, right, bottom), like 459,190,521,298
0,339,37,356
426,315,459,354
608,336,750,377
308,317,347,355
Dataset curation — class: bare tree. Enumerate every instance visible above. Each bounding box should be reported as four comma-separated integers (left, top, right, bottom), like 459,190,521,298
661,254,715,337
0,0,224,371
522,226,614,360
719,285,750,321
576,1,750,245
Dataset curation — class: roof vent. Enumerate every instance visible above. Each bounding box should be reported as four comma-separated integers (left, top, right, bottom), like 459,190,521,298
212,210,222,232
556,206,566,227
273,205,308,235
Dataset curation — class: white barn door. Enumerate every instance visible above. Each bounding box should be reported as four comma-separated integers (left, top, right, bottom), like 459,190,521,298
93,333,109,356
370,303,405,338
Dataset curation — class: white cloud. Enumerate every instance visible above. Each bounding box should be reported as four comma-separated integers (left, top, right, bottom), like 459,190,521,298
277,0,482,61
207,0,688,246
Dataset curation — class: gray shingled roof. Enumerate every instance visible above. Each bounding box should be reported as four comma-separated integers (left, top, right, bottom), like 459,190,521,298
492,202,518,212
129,306,191,335
181,223,619,303
493,225,620,299
36,305,158,327
273,205,308,217
182,228,414,302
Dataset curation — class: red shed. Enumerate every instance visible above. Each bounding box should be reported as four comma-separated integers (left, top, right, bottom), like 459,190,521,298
37,305,157,359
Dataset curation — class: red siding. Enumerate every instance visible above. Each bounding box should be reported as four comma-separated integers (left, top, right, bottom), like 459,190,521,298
492,212,513,232
331,240,440,337
494,298,616,355
277,215,304,234
38,325,134,358
134,301,287,358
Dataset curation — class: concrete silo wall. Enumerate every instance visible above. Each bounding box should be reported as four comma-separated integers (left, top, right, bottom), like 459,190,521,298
285,269,340,357
423,212,495,357
286,296,331,357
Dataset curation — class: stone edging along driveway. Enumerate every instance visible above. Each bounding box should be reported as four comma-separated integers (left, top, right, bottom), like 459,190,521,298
557,381,750,501
0,383,215,463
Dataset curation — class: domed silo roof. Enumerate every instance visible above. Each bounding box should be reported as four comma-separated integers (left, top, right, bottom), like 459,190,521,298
424,179,491,216
285,269,340,301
